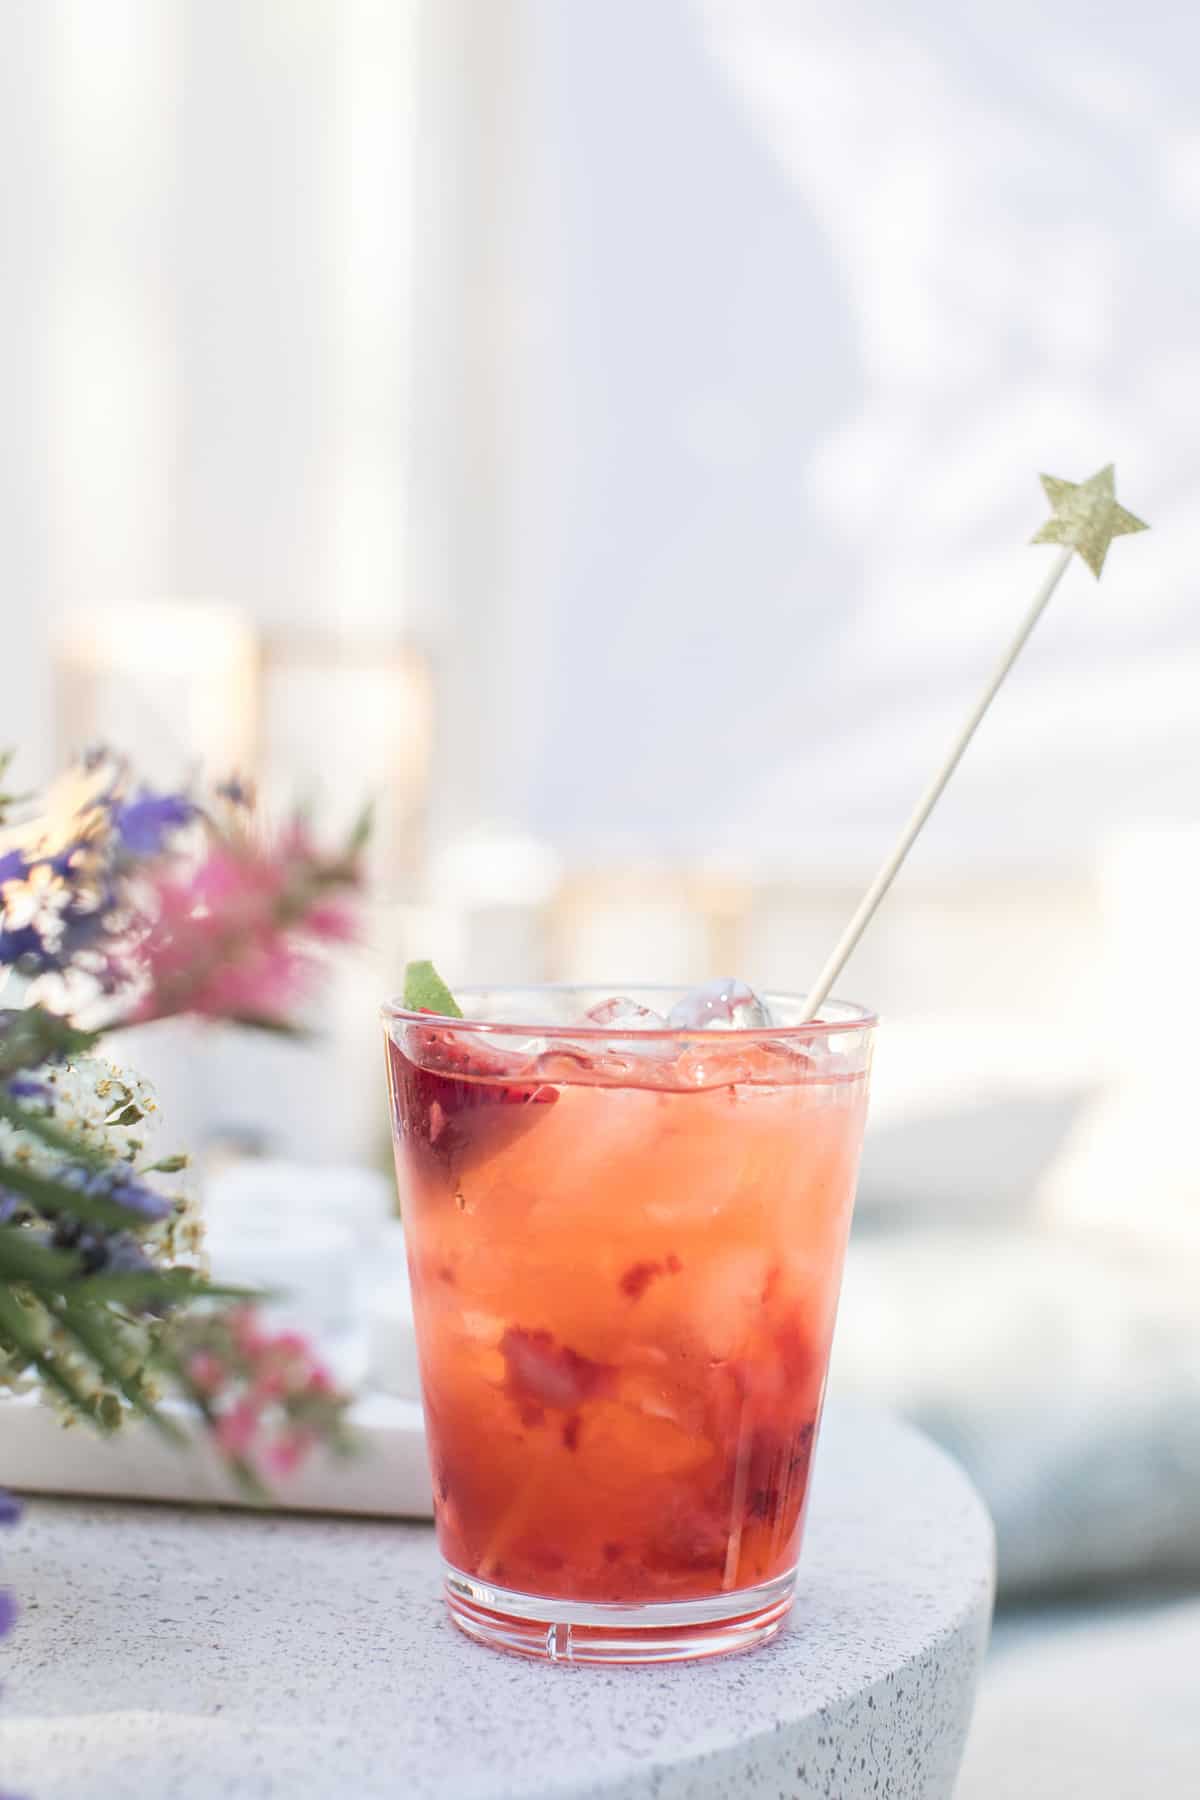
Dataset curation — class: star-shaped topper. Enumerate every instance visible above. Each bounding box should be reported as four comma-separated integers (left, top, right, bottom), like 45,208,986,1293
1030,464,1148,578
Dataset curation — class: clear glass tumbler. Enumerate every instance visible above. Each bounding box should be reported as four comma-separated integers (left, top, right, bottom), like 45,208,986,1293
382,986,875,1663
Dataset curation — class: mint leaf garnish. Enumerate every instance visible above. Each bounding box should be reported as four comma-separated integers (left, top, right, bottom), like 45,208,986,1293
403,960,463,1018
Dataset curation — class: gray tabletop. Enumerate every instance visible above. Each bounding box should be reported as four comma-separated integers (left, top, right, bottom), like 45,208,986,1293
0,1405,994,1800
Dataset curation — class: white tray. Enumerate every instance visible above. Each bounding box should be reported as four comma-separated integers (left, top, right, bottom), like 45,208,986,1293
2,1387,434,1518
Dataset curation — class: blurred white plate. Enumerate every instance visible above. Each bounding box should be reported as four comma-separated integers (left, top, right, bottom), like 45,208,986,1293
2,1387,433,1518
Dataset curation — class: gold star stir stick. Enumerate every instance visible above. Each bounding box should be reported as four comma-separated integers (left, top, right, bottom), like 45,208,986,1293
802,465,1150,1020
1031,464,1148,578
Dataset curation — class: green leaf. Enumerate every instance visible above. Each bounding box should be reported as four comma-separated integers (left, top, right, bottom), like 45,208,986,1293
141,1153,189,1175
95,1391,122,1429
0,1223,83,1290
79,1269,265,1306
402,960,463,1019
345,799,374,859
106,1103,144,1127
0,1006,98,1077
0,1287,100,1422
0,1224,262,1307
0,749,32,822
224,1012,310,1039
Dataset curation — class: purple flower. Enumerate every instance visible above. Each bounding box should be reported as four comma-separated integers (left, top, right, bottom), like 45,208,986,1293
0,1496,19,1663
55,890,116,961
112,791,194,856
0,924,45,968
56,1164,171,1223
108,1167,173,1222
5,1078,49,1102
46,845,81,878
63,1226,153,1280
104,1233,153,1273
0,850,26,886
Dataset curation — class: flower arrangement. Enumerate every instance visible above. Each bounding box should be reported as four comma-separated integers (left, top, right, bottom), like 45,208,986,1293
0,751,365,1648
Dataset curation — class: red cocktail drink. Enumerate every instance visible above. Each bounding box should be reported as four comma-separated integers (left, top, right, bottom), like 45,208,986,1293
383,986,874,1661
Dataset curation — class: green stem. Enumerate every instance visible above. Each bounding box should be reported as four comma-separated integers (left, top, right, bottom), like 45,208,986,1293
0,1287,100,1422
51,1298,183,1443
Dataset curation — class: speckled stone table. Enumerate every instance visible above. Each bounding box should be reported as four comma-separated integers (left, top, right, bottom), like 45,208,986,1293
0,1405,993,1800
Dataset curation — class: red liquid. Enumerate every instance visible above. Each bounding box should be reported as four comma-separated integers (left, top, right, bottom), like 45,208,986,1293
386,1029,869,1605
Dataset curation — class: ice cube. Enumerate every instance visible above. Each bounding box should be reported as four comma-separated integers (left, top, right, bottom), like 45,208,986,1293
584,997,669,1029
532,997,671,1076
685,1246,773,1360
667,979,772,1031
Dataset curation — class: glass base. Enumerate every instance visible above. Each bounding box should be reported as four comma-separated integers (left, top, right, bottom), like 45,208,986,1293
443,1565,796,1664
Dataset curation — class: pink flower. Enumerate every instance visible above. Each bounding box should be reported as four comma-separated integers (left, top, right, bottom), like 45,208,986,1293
248,1365,287,1404
127,824,361,1027
264,1428,316,1477
213,1396,263,1459
249,1351,302,1403
186,1351,227,1396
304,900,358,944
276,819,317,862
192,847,279,910
228,1307,269,1358
186,1305,349,1478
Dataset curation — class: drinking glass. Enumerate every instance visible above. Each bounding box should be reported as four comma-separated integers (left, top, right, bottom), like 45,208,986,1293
382,985,875,1663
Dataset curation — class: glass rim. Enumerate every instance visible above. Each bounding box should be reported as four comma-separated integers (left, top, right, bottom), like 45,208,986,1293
380,983,877,1041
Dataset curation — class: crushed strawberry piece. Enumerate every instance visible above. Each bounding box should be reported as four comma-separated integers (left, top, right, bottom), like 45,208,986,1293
500,1327,615,1412
649,1497,730,1573
387,1034,558,1169
619,1255,683,1299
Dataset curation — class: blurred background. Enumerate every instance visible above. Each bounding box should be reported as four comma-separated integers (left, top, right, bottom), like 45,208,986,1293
2,3,1198,1790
